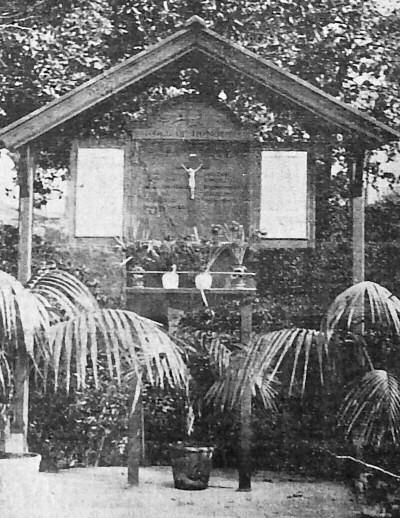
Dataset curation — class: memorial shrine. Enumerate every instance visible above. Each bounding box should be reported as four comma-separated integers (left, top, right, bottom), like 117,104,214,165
70,94,313,246
1,14,400,489
2,15,399,280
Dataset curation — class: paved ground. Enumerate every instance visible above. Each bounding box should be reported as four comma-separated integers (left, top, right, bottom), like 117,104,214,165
4,466,359,518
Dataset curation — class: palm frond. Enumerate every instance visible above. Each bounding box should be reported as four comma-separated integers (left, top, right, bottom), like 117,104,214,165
205,328,324,411
339,370,400,446
238,328,324,402
29,270,99,321
205,348,279,412
206,334,232,376
325,281,400,339
195,330,233,376
205,350,246,411
49,309,187,392
0,271,50,360
0,350,11,393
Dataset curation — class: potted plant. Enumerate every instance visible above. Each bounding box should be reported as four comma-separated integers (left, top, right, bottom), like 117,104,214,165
171,280,400,495
169,324,248,491
116,234,164,287
218,222,250,288
169,385,214,490
0,265,187,500
122,228,231,295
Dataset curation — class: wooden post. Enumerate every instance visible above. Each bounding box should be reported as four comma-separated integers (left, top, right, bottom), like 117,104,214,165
238,303,252,491
17,145,35,284
127,386,142,485
350,148,366,285
9,145,35,453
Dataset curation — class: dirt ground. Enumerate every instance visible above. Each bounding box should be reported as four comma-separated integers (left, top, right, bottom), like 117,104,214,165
4,466,359,518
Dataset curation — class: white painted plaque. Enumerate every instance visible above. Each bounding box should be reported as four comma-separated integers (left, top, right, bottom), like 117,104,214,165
75,148,124,237
260,151,308,239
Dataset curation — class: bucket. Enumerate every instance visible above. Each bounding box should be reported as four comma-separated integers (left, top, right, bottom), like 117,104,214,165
170,442,214,490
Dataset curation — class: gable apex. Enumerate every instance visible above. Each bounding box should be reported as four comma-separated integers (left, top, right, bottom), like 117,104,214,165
184,15,208,28
0,19,399,149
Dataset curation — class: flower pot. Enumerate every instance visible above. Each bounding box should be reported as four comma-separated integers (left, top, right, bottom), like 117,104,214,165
0,453,41,508
170,442,214,490
130,266,146,287
195,272,213,290
162,265,179,289
230,265,248,289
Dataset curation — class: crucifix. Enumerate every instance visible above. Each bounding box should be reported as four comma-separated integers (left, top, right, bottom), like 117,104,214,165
181,154,203,199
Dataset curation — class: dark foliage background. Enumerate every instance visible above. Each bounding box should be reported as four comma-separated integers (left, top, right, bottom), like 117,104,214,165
0,187,397,478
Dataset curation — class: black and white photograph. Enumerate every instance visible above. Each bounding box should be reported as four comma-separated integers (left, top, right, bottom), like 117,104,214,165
1,1,400,516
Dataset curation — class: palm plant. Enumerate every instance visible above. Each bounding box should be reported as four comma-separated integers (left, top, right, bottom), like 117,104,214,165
325,282,400,448
0,266,187,479
213,281,400,453
180,280,400,491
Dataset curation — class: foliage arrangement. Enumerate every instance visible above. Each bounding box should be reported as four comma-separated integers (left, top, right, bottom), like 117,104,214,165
0,267,185,394
122,235,213,272
0,230,187,479
21,184,400,477
120,221,251,274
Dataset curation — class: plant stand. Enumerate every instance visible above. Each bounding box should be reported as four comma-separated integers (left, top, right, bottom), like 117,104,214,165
238,304,252,492
126,281,256,490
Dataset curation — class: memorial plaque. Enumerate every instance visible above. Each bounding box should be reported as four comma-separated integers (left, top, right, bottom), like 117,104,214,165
75,147,124,237
260,151,308,239
71,97,313,246
124,99,252,238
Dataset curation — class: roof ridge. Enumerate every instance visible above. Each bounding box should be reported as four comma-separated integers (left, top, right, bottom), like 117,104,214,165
185,15,208,28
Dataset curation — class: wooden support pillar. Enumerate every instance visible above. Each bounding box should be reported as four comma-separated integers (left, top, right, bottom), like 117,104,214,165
10,144,35,453
127,386,142,485
17,145,35,284
350,149,366,285
238,303,252,492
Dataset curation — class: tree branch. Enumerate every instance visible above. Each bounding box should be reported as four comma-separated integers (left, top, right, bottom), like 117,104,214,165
322,448,400,481
0,24,32,31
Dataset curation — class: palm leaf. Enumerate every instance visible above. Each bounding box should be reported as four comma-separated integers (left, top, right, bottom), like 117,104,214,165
339,370,400,446
205,350,246,411
207,334,232,376
195,330,233,376
325,281,400,339
206,328,324,411
205,347,278,412
0,350,11,393
241,328,323,400
0,271,50,361
48,309,187,393
29,270,99,321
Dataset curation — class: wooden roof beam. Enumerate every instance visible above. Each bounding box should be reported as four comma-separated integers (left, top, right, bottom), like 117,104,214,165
0,29,197,149
194,29,399,147
0,16,399,149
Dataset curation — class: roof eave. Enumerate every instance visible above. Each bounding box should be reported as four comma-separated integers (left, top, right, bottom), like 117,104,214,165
0,16,398,150
0,26,196,149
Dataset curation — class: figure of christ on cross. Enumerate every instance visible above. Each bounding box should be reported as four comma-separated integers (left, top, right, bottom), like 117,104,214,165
181,162,203,199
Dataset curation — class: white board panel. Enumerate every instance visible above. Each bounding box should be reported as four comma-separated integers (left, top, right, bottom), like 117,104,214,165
260,151,308,239
75,148,124,237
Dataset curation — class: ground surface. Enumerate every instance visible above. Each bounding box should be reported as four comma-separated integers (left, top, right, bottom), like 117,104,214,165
4,466,359,518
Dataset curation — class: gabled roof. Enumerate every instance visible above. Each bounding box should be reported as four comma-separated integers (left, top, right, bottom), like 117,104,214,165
1,15,399,149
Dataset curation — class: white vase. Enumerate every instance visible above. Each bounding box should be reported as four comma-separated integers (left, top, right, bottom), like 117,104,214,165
162,265,179,289
195,271,213,290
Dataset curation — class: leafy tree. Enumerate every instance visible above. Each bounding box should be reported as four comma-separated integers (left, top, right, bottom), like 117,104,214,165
1,1,400,201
